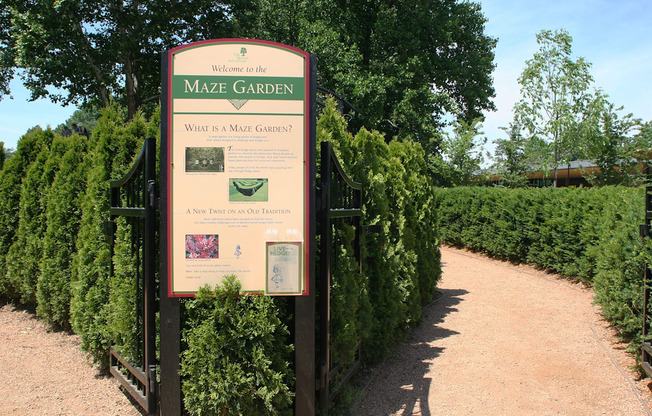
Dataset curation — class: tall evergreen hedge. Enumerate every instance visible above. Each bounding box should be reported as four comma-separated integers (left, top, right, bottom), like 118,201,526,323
5,144,57,307
37,135,91,327
434,186,647,345
317,103,441,362
0,128,54,301
0,102,442,414
71,105,157,365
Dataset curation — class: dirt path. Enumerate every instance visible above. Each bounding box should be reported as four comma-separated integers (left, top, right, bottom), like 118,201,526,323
2,246,652,415
357,246,652,416
0,304,142,416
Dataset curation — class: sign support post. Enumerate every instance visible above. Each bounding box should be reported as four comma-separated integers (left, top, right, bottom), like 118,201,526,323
294,55,317,415
160,49,183,416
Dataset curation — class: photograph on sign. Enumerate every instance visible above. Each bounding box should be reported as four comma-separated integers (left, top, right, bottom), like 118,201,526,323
230,178,268,201
185,147,225,172
185,234,220,259
165,39,310,296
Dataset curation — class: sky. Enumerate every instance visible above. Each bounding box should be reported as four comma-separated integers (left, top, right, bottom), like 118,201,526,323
0,0,651,152
479,0,652,149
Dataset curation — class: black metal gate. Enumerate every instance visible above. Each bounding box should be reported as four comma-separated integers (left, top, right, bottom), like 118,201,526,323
642,176,652,377
107,137,158,415
317,140,362,409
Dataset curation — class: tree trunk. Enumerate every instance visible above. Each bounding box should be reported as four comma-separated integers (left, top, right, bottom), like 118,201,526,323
553,142,559,188
124,57,140,120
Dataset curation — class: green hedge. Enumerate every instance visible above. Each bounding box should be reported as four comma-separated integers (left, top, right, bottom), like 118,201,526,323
434,186,647,344
71,105,158,364
0,102,442,414
0,128,54,301
37,135,90,326
318,103,441,364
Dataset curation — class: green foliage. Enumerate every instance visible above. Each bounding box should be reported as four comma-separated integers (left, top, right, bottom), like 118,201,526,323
1,0,496,147
71,105,153,365
433,118,487,187
238,0,497,143
434,186,646,345
4,142,58,307
37,135,90,327
317,103,441,363
180,277,294,416
582,99,644,186
1,1,235,118
56,105,105,138
490,123,530,188
106,217,139,362
330,223,372,367
0,128,53,300
0,100,441,415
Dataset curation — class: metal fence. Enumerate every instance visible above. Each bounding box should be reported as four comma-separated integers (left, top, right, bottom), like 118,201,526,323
317,140,363,409
106,137,158,415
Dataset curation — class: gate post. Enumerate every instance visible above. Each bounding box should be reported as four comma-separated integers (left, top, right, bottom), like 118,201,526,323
294,53,318,416
143,138,158,415
318,141,333,408
642,166,652,377
159,51,183,416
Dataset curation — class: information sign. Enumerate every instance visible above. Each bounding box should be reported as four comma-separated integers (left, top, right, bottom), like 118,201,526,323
163,39,311,296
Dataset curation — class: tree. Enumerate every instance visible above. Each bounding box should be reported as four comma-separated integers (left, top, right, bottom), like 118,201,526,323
0,128,52,299
56,105,105,138
2,1,497,144
491,123,529,188
4,137,64,307
0,0,236,118
514,29,595,187
434,118,487,186
582,98,642,186
71,104,156,364
38,134,90,327
634,120,652,154
238,0,497,146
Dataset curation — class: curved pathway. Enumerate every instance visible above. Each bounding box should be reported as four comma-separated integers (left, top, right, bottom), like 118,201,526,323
357,246,652,415
2,246,652,415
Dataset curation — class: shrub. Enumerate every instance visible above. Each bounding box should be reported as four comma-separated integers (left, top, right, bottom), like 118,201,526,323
180,277,294,416
106,217,140,362
317,102,441,362
71,105,152,364
4,145,57,307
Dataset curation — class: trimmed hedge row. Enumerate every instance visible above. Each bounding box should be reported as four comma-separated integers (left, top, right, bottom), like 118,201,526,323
434,186,647,344
0,102,441,414
317,102,441,363
0,105,157,368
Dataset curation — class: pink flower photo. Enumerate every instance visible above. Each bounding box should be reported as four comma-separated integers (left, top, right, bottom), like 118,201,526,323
185,234,219,259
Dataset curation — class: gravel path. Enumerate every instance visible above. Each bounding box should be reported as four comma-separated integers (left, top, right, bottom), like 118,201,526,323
2,246,652,415
0,304,142,416
357,246,652,416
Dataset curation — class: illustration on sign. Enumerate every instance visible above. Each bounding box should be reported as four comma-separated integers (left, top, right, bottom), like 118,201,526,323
266,242,302,294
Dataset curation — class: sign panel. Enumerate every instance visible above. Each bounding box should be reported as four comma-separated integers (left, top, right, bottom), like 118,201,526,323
164,39,311,296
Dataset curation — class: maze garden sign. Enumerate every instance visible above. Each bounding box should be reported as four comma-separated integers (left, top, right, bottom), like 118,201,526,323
162,39,312,297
